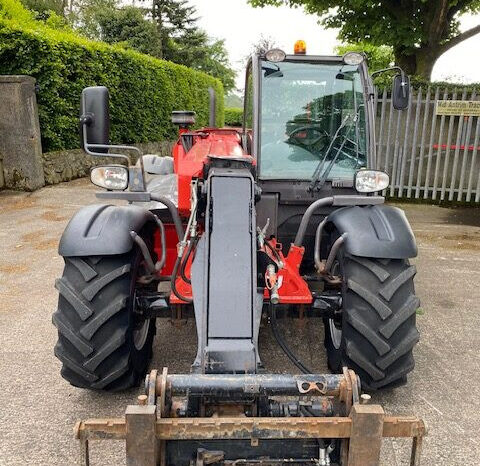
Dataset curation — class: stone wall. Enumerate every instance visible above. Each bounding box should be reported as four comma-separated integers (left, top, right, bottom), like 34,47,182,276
42,141,175,185
0,76,45,191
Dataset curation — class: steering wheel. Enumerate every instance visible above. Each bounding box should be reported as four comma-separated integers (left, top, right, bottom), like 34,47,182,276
287,126,329,148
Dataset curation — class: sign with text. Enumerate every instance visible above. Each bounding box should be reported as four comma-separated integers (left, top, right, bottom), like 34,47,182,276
436,100,480,116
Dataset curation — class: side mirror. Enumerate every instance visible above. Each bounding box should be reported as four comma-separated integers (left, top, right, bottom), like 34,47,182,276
80,86,110,153
392,74,410,110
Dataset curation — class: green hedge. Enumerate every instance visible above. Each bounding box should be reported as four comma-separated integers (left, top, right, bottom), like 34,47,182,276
0,0,224,152
225,107,243,127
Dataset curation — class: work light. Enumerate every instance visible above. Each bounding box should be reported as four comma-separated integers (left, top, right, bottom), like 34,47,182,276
265,48,286,62
355,169,389,193
91,165,129,191
343,52,364,66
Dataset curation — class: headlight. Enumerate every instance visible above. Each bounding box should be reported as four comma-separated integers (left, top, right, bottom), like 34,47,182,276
265,48,286,62
91,165,129,190
355,170,389,193
343,52,364,66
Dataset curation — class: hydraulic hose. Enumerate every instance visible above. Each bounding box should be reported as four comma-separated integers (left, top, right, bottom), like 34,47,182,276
171,254,193,304
314,218,328,272
130,213,167,275
130,231,156,274
149,193,185,241
294,197,334,247
270,304,312,374
153,215,166,271
169,181,199,304
180,237,198,285
324,234,346,274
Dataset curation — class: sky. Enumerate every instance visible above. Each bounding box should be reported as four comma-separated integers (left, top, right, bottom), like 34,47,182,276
190,0,480,90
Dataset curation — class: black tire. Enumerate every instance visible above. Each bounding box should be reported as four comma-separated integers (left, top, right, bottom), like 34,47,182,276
53,248,155,391
324,249,420,390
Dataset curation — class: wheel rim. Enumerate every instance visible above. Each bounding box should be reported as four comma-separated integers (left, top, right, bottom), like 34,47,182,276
133,319,150,350
329,319,342,349
132,290,150,351
328,260,342,350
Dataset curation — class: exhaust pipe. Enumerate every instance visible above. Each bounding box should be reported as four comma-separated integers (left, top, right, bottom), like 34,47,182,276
208,87,216,127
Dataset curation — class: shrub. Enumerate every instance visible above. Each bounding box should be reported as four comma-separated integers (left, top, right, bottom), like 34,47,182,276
0,0,224,152
225,107,243,127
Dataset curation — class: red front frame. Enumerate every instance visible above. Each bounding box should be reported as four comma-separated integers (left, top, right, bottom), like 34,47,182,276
153,127,312,306
168,240,312,305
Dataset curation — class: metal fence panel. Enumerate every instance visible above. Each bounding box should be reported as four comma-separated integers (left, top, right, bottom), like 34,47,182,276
466,118,480,202
375,86,480,203
407,89,422,197
423,87,439,199
456,90,477,201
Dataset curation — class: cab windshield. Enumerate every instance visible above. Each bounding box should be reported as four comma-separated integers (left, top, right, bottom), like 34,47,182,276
258,60,367,181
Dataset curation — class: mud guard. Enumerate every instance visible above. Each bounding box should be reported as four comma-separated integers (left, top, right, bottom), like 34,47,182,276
327,204,417,259
58,204,155,257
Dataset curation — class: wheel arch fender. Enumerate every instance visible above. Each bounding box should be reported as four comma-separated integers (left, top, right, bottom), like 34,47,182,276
326,204,417,259
58,204,156,257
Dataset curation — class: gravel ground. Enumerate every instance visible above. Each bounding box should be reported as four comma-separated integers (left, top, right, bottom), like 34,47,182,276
0,178,479,465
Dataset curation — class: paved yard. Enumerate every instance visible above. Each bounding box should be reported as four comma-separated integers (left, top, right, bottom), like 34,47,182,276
0,178,479,465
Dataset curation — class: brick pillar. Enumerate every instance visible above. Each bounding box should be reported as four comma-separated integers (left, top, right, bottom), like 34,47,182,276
0,75,45,190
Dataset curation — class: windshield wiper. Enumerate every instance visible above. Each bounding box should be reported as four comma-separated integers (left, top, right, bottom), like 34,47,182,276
308,114,353,192
262,63,283,78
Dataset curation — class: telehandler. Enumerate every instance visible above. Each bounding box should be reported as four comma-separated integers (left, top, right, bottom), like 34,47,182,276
54,42,425,465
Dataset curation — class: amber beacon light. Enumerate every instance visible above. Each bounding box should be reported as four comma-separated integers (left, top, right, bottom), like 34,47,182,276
294,40,307,55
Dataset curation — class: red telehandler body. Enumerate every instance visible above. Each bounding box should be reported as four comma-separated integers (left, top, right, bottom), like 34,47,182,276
54,47,425,465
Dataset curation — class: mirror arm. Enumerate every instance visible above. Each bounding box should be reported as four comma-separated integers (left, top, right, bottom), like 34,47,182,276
371,66,408,98
371,66,409,101
82,126,129,163
82,123,148,172
82,123,147,192
370,66,404,79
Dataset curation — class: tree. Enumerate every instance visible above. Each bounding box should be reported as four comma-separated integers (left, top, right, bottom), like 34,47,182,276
74,0,117,38
335,43,394,72
96,6,162,57
249,34,278,56
69,0,236,91
164,29,235,91
21,0,65,17
150,0,197,59
148,0,236,91
249,0,480,80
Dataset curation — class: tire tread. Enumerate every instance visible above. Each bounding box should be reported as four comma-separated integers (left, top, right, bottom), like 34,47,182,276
53,311,93,357
346,310,391,356
55,277,93,321
54,342,98,382
379,265,417,301
66,258,97,282
347,279,392,320
325,251,420,390
82,264,131,301
54,253,153,391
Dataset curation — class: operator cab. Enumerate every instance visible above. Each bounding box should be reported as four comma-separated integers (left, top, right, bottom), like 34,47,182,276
244,45,376,202
246,43,407,259
259,57,367,184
